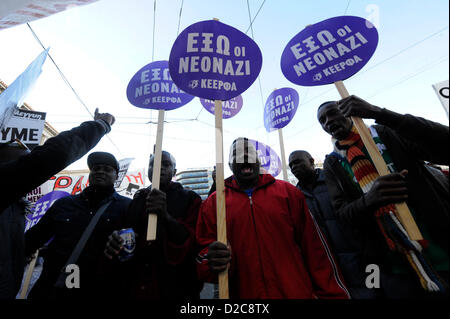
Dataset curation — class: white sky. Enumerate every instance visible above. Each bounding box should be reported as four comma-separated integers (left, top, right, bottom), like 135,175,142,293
0,0,448,184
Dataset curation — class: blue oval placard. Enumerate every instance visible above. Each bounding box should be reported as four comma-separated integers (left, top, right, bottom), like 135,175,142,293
25,190,70,231
126,60,195,110
200,95,243,119
264,88,299,132
281,16,378,86
169,20,263,100
249,138,282,177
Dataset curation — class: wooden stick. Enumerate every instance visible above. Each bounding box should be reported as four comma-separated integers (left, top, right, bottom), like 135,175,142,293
18,251,38,299
334,81,423,240
278,128,288,181
146,109,165,241
214,99,229,299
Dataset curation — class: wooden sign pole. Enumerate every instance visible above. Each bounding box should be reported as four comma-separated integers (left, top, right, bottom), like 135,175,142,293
146,109,165,241
334,81,423,240
18,251,38,299
278,128,288,181
272,88,288,182
214,99,229,299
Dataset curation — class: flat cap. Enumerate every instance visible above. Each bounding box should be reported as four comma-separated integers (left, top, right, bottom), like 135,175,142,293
87,151,119,172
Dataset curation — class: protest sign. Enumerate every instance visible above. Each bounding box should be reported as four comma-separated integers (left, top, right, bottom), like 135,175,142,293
127,60,194,241
200,95,243,119
21,189,69,299
115,158,134,188
249,139,282,177
169,19,263,299
169,19,263,100
432,80,449,118
126,60,194,110
264,88,299,132
1,109,46,149
263,88,299,180
25,190,70,232
281,16,378,86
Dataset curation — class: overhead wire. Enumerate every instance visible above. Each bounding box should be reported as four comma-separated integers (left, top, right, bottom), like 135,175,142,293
245,0,266,35
25,22,125,157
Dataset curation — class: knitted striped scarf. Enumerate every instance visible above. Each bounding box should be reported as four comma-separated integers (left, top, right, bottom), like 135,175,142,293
333,125,446,293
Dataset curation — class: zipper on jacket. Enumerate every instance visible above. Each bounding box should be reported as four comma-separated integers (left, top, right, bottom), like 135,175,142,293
248,195,268,297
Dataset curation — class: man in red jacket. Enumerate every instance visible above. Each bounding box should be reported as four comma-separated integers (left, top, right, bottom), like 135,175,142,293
196,138,350,299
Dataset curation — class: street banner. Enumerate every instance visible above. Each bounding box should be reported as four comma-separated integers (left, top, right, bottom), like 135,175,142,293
281,16,378,86
126,60,194,110
264,88,299,132
1,108,46,149
432,80,449,118
0,48,48,132
200,95,243,119
169,19,263,299
0,0,99,30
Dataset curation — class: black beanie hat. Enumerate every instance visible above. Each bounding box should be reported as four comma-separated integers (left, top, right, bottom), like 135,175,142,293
87,152,119,173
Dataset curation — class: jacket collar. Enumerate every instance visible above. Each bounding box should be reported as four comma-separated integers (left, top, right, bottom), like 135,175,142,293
225,174,276,193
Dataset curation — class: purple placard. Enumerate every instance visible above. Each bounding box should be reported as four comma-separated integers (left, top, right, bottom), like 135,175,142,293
281,16,378,86
264,88,299,132
249,139,282,177
126,60,195,110
25,190,70,231
200,95,243,119
169,20,263,100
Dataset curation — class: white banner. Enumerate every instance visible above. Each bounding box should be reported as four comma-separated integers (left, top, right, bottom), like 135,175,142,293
432,80,449,118
0,0,99,30
26,168,147,201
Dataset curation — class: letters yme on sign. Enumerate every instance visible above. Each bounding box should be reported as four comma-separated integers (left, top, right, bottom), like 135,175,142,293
281,16,379,86
126,60,194,110
264,88,299,132
169,20,263,100
249,139,282,177
200,95,243,119
25,190,70,231
1,109,46,149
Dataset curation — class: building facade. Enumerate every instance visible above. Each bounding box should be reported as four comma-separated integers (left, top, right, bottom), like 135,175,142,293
175,167,214,201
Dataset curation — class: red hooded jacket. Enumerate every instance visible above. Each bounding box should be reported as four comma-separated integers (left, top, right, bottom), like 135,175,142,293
196,174,350,299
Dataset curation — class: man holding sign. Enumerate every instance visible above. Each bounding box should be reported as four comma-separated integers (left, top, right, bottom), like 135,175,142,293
196,138,350,299
318,95,449,298
104,151,203,299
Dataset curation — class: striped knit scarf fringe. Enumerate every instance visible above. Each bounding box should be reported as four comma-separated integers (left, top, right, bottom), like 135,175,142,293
334,125,446,293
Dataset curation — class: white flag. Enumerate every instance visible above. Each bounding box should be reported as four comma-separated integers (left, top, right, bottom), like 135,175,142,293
0,48,49,131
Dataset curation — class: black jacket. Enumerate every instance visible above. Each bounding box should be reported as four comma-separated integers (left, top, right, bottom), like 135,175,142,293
323,109,449,266
24,187,131,299
296,169,376,299
0,119,111,213
119,181,203,299
0,119,111,299
0,201,27,299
